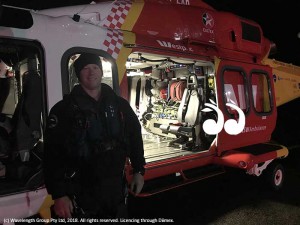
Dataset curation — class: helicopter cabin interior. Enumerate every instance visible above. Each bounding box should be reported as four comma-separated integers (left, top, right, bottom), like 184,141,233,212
0,39,44,195
124,52,216,163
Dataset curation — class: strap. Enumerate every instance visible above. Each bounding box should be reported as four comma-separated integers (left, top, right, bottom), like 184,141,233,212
181,89,192,122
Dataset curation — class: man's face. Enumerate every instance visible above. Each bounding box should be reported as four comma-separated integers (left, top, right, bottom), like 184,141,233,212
79,64,103,90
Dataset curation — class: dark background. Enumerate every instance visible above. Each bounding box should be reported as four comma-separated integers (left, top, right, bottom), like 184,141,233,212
2,1,299,224
2,0,300,66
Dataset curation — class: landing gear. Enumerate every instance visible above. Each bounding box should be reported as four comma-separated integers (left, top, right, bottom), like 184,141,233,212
265,162,285,191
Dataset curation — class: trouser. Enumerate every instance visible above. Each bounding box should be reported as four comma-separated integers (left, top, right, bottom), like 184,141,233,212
74,176,128,223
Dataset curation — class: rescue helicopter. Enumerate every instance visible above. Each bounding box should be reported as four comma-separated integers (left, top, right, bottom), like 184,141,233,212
0,0,299,223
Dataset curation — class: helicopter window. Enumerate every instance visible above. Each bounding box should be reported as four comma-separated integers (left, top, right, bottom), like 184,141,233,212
241,22,261,44
223,69,249,115
0,6,33,29
0,38,45,189
0,39,44,119
250,72,272,113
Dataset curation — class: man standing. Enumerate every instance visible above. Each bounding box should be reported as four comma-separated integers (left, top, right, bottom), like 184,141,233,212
44,53,145,219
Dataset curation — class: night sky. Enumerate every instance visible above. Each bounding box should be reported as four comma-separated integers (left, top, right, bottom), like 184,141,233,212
204,0,300,66
2,0,300,66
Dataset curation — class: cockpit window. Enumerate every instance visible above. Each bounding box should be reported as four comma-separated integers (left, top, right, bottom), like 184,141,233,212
0,6,33,29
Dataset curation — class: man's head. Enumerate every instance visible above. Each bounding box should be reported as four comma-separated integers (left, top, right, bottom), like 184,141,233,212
74,53,102,77
74,53,103,90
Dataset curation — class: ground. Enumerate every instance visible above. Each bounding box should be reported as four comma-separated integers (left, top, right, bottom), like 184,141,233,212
128,148,300,225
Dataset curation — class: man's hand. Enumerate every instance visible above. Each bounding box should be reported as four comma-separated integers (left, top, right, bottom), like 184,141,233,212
53,196,73,218
130,172,144,195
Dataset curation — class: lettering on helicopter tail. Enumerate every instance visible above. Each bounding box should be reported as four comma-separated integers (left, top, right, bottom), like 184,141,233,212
157,40,172,48
177,0,190,5
156,40,193,52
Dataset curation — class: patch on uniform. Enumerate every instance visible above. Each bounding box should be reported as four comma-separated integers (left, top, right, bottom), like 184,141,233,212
48,114,58,128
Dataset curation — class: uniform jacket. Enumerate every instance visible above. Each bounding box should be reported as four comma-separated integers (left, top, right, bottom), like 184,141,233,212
44,83,145,199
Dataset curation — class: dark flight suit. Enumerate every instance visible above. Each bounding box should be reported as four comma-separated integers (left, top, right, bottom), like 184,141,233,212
44,83,145,219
